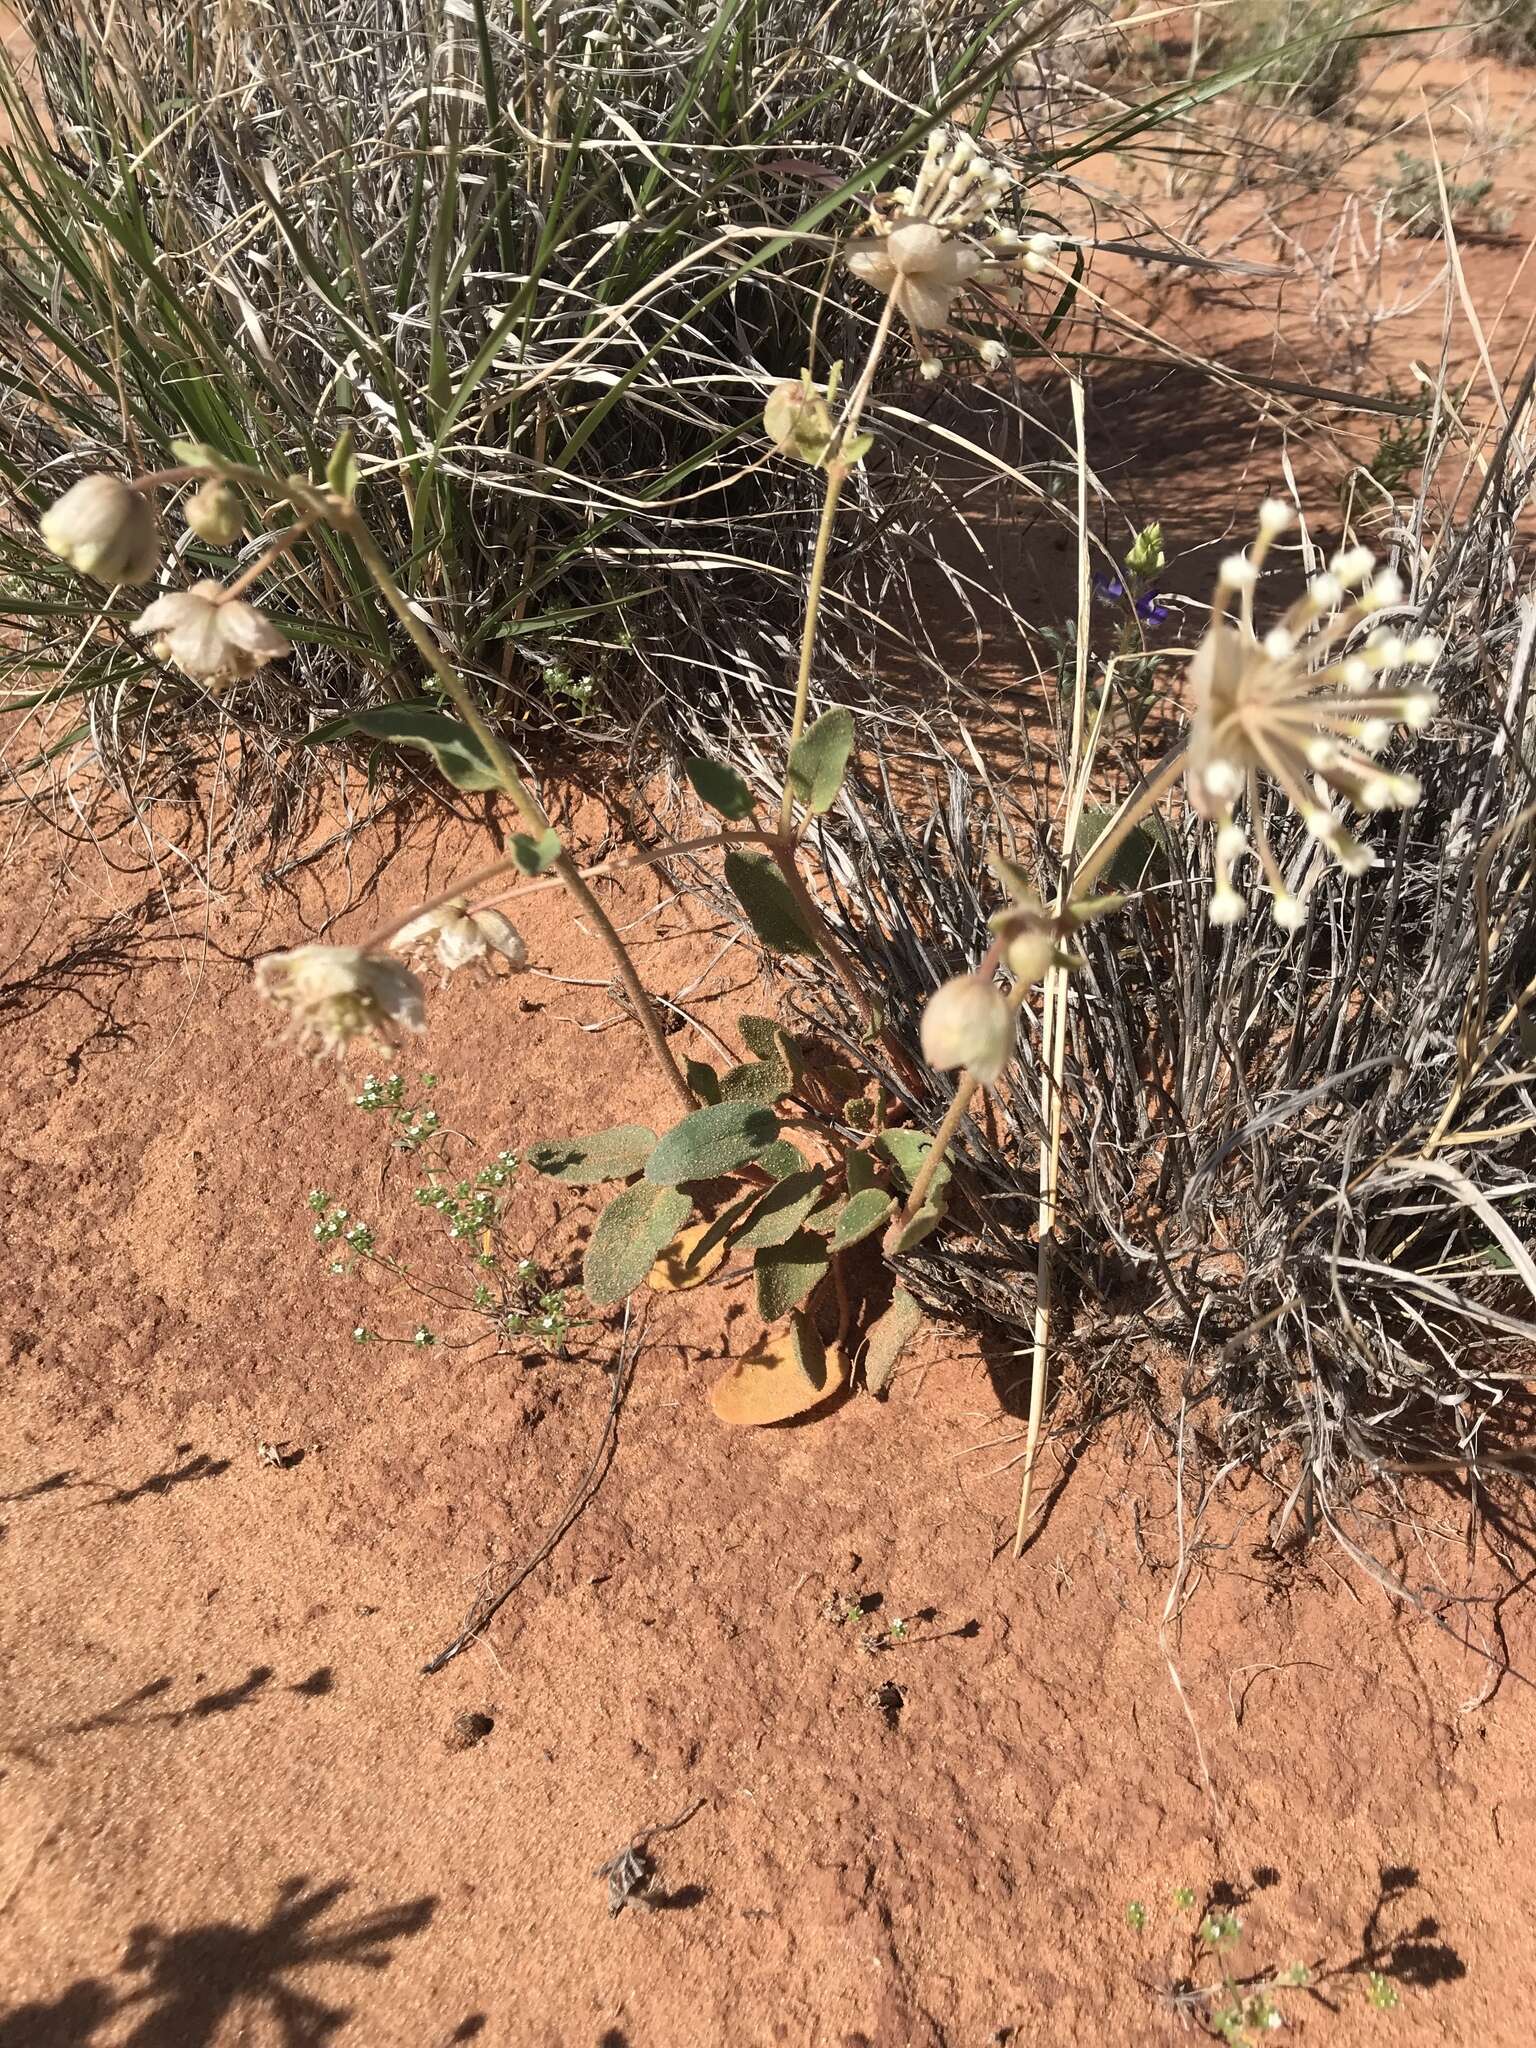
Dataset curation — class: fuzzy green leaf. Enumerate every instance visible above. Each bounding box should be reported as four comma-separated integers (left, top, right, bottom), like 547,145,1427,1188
738,1014,782,1058
584,1182,693,1306
685,1059,722,1105
888,1200,944,1254
719,1052,793,1106
644,1101,780,1185
832,1186,894,1251
303,702,500,792
845,1149,880,1196
511,828,562,876
754,1140,808,1180
527,1124,656,1184
863,1288,925,1397
735,1169,825,1250
723,848,818,957
786,706,855,814
684,755,756,821
754,1229,831,1320
326,427,359,501
875,1127,952,1196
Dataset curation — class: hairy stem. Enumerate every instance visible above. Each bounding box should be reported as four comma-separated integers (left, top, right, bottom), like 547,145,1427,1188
335,506,694,1108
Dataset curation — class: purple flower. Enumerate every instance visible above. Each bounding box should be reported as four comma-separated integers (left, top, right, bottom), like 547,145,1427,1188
1094,574,1170,628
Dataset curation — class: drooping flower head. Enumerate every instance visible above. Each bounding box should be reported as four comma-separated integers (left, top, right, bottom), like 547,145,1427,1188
132,580,289,683
843,129,1059,372
41,474,161,585
391,900,527,981
920,974,1015,1084
1187,500,1439,927
255,945,426,1058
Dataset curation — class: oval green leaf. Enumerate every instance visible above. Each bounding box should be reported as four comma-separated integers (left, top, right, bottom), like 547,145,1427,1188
735,1169,825,1250
753,1229,831,1320
584,1183,693,1306
832,1186,894,1251
863,1288,925,1397
303,702,500,792
723,848,819,958
644,1102,780,1186
786,706,855,814
684,756,755,821
528,1124,656,1184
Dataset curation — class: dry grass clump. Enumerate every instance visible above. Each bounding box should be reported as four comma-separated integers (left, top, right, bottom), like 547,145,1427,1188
774,397,1536,1571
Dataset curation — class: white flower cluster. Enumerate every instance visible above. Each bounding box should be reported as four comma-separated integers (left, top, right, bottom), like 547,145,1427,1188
844,129,1060,374
1187,500,1439,927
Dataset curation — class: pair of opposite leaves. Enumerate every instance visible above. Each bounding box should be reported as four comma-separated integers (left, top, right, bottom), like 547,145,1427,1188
648,1220,844,1424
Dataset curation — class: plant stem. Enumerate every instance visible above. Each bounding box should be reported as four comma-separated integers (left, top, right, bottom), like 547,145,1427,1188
775,287,897,840
776,466,846,838
217,515,321,603
882,977,1032,1254
333,507,694,1109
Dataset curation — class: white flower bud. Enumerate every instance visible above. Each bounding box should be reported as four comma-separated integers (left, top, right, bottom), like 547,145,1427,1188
255,945,427,1058
132,579,289,682
763,380,835,466
41,474,160,585
1258,498,1294,535
919,974,1015,1085
184,480,244,547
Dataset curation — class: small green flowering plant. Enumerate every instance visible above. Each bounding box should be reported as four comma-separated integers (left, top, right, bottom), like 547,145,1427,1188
36,126,1444,1444
305,1076,587,1361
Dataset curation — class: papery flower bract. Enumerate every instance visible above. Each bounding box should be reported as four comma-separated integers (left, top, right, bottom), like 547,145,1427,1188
40,475,160,585
1186,500,1439,926
764,378,837,466
392,900,528,981
842,129,1057,368
920,974,1015,1084
255,945,426,1058
132,579,289,682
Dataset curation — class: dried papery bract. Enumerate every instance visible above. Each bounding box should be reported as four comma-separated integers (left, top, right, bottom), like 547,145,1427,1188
255,945,426,1058
40,474,160,585
843,127,1060,370
392,901,528,980
133,580,289,683
1186,499,1439,926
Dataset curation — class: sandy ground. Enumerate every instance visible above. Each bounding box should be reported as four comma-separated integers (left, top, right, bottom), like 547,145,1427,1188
8,13,1536,2048
3,792,1535,2048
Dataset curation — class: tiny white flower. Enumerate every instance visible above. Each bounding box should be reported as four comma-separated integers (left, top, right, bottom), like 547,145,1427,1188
255,944,426,1058
41,474,160,585
391,899,528,981
132,579,289,682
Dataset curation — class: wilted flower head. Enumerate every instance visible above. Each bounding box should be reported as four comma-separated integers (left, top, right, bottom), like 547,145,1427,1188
392,900,528,981
1187,500,1439,927
132,580,289,683
844,129,1059,369
920,974,1015,1084
40,474,160,585
255,945,426,1058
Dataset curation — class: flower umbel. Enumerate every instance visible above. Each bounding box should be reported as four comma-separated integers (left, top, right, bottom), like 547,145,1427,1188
392,901,528,981
255,946,427,1058
40,475,160,585
1186,500,1439,927
843,129,1059,368
132,580,289,683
